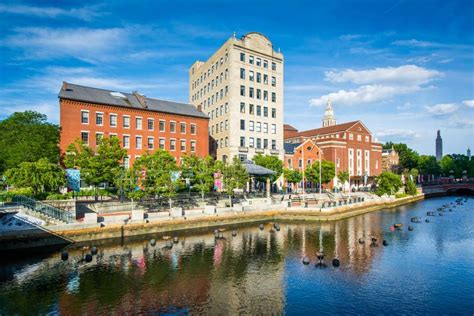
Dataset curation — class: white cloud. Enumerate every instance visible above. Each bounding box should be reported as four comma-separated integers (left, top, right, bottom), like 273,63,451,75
425,103,459,116
392,39,435,47
0,3,103,21
309,84,419,106
375,129,421,142
462,100,474,108
325,65,442,86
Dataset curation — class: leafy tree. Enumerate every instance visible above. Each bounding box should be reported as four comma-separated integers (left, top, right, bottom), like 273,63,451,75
5,158,65,197
337,171,350,192
283,168,302,184
418,155,440,177
0,111,60,174
252,154,283,182
439,155,454,177
383,142,420,172
132,150,179,208
222,157,249,204
305,160,335,187
405,179,417,195
64,137,127,200
181,155,215,202
375,171,402,196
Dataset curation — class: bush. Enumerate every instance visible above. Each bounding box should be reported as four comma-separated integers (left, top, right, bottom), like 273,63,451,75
45,193,69,200
405,180,417,196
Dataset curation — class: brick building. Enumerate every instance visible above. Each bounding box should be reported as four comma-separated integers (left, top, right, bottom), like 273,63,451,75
284,101,382,190
59,82,209,167
283,139,321,191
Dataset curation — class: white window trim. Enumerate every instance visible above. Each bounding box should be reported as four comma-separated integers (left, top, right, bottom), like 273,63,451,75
190,123,197,135
180,139,186,152
81,110,90,125
147,136,154,150
95,132,104,145
170,138,177,151
170,120,177,133
148,118,155,131
180,122,187,134
95,111,104,126
159,119,166,132
135,116,143,130
122,134,130,149
80,130,89,145
190,140,196,152
159,137,166,149
136,135,143,149
123,115,130,129
109,113,117,128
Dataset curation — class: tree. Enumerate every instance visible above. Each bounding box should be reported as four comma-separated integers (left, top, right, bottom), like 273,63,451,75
305,160,335,187
418,155,440,178
283,168,302,185
405,179,417,195
439,155,454,177
132,150,179,209
252,154,283,182
0,111,60,174
64,137,127,200
5,158,65,197
337,171,350,192
383,142,420,172
222,157,249,204
181,155,216,202
375,171,402,196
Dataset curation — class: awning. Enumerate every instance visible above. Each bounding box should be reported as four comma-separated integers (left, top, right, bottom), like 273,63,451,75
242,161,276,176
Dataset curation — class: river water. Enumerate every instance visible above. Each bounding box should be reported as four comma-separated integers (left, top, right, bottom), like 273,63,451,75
0,196,473,315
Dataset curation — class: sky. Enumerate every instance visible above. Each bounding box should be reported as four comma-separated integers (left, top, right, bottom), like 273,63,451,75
0,0,473,155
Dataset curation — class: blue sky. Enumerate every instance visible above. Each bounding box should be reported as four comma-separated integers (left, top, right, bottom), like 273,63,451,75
0,0,473,155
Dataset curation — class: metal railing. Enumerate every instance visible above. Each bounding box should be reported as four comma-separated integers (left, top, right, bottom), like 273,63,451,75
12,195,75,224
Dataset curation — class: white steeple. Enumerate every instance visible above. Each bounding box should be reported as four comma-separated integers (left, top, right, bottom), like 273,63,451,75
322,99,337,127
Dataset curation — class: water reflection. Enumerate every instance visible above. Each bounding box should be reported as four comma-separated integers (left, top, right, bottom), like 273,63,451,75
0,196,473,314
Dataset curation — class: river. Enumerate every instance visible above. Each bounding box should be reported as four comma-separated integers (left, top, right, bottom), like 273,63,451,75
0,196,473,315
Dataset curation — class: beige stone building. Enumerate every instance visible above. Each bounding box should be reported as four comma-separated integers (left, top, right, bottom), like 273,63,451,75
189,32,284,162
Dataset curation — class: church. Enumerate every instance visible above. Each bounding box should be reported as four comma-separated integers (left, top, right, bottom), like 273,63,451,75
283,101,383,191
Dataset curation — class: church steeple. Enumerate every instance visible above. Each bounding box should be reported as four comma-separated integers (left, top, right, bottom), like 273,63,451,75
322,99,336,127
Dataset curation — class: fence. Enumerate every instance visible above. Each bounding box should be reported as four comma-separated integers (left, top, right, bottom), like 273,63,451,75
12,195,75,224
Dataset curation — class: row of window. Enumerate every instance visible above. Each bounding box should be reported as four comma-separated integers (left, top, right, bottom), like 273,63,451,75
311,132,371,142
240,68,277,86
240,120,277,134
191,50,229,87
80,111,197,134
210,120,228,135
240,103,277,118
207,103,229,120
239,136,277,150
240,86,277,102
198,87,228,109
192,80,228,102
239,52,277,71
80,131,197,152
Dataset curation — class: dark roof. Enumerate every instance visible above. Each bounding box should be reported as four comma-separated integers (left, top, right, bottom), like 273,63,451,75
294,121,359,138
284,124,298,132
242,161,275,176
284,142,301,154
59,82,208,119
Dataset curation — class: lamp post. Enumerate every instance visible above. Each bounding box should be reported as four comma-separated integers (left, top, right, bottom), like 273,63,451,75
319,149,323,199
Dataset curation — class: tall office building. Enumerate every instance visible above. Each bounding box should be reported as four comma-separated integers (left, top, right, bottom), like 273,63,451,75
436,130,443,161
189,32,284,162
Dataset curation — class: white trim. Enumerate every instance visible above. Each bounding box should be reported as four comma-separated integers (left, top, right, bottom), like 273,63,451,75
122,134,130,149
180,122,187,135
180,139,186,152
190,140,196,152
135,135,143,150
170,120,176,133
123,115,130,129
147,118,155,131
81,110,90,125
80,130,90,145
190,123,197,135
170,138,177,151
159,137,166,150
147,136,154,150
135,116,143,130
109,113,117,128
159,119,166,132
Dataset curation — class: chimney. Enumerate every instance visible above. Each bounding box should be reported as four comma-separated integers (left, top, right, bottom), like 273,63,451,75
133,91,147,108
62,81,68,91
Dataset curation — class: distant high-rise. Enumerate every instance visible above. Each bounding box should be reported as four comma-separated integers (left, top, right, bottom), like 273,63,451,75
436,130,443,161
468,148,471,158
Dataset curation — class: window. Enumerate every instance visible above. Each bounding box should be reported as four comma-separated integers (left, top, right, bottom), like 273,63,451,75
190,140,196,152
249,120,254,131
249,137,255,148
148,118,154,131
256,58,261,66
180,122,186,134
110,114,117,127
95,133,103,146
263,74,268,85
256,122,261,132
256,72,261,83
240,119,245,130
256,138,261,149
159,138,165,149
180,140,186,151
357,134,362,141
249,55,254,64
249,104,255,114
271,92,276,102
190,123,196,135
148,137,154,150
257,105,261,116
264,139,268,149
271,108,276,118
271,62,276,70
170,121,176,133
220,122,223,132
263,60,268,68
123,156,130,169
123,135,130,148
365,135,370,142
271,124,276,134
256,89,261,99
136,136,142,149
349,133,354,140
240,136,246,147
159,120,165,132
136,117,142,130
123,115,130,128
240,102,245,113
170,139,176,151
299,159,303,168
240,52,245,62
272,140,276,150
249,71,254,81
95,112,103,125
263,123,268,133
240,85,245,96
263,90,268,101
249,87,254,98
263,106,268,117
81,111,89,124
271,76,276,87
240,68,245,79
225,137,228,147
225,102,229,113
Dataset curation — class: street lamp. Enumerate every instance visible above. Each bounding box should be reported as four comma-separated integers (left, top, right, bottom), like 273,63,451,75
301,141,316,202
319,149,323,199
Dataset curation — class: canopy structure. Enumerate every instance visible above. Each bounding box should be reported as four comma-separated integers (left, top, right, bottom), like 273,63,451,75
242,160,275,176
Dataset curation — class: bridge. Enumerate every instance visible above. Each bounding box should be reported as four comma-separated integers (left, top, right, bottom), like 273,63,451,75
421,182,474,196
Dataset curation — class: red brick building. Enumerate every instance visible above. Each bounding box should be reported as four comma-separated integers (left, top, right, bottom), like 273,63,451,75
284,101,382,190
59,82,209,167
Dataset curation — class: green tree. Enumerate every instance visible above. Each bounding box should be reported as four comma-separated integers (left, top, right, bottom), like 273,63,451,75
222,157,249,204
252,154,283,182
132,150,179,209
283,168,302,185
5,158,65,197
439,155,454,177
64,137,127,200
405,179,417,195
375,171,402,196
181,155,216,202
0,111,60,174
305,160,335,187
383,142,420,172
418,155,440,177
337,171,350,192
